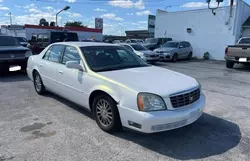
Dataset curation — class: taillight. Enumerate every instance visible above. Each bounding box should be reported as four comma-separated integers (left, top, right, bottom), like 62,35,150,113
225,47,228,55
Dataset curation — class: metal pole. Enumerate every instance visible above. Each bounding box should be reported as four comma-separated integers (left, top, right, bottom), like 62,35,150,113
9,12,12,25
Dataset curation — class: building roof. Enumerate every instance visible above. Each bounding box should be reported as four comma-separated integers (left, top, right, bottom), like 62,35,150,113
54,42,119,47
24,24,102,33
242,16,250,27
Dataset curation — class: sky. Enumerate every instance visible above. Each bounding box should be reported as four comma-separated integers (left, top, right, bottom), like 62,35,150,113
0,0,249,35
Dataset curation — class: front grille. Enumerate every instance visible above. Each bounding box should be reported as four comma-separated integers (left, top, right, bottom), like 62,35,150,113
0,50,27,59
156,51,164,54
150,54,158,57
170,88,200,108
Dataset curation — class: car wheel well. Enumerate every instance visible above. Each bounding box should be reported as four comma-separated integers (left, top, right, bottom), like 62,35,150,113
89,90,118,112
32,69,38,79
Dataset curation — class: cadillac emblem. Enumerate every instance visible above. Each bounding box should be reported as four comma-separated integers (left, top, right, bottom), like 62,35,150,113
190,96,194,102
10,54,15,58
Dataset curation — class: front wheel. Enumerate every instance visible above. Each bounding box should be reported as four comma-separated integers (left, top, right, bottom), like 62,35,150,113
93,94,122,133
188,52,193,60
172,54,178,62
226,61,234,69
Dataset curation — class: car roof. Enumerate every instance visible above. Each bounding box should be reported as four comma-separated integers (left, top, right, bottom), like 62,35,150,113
53,42,119,47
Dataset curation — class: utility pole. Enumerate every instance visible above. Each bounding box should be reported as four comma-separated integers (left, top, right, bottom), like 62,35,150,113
8,12,12,25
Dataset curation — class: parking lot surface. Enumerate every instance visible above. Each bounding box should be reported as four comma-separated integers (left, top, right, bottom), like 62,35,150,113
0,60,250,161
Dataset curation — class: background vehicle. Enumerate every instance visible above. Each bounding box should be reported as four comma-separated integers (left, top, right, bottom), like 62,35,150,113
28,31,79,54
0,35,32,74
154,41,193,62
120,43,160,63
16,37,29,47
27,42,204,133
225,37,250,68
125,39,144,44
144,38,172,50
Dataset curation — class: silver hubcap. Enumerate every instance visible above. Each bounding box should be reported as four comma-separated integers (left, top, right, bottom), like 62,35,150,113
96,99,113,127
35,74,42,92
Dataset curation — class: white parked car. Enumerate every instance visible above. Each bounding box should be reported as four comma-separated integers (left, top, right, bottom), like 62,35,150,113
27,42,205,133
120,43,160,63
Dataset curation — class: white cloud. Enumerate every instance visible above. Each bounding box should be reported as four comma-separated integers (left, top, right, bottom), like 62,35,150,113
181,2,207,8
136,10,151,16
29,8,41,13
65,0,76,3
0,5,9,10
43,6,54,10
94,8,106,12
132,22,140,26
0,0,3,2
23,4,36,9
108,0,145,10
126,13,134,16
65,12,82,18
181,1,234,8
102,13,124,21
138,21,147,24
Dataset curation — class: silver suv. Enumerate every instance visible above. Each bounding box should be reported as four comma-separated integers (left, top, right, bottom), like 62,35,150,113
154,41,193,62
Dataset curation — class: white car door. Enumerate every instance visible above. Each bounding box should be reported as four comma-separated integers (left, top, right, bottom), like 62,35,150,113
38,45,64,93
56,46,89,108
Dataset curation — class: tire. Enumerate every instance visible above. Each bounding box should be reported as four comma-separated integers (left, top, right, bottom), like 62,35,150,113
0,63,9,75
172,53,178,62
226,61,234,69
33,71,46,95
188,52,193,60
93,94,122,133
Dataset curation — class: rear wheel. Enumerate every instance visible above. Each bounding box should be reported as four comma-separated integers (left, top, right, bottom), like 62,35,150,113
33,71,46,95
93,94,122,133
172,53,178,62
226,61,234,69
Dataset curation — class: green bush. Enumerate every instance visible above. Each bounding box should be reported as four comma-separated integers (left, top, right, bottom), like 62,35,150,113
203,52,210,60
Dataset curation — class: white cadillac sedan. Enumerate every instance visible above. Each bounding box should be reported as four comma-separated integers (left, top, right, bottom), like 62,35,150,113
27,42,205,133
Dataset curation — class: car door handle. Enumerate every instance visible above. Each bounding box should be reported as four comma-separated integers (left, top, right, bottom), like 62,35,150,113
39,64,43,68
59,71,64,74
242,47,247,50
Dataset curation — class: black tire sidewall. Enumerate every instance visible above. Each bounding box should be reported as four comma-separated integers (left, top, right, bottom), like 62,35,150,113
188,53,192,60
226,61,234,68
172,54,178,62
93,94,121,133
33,72,45,94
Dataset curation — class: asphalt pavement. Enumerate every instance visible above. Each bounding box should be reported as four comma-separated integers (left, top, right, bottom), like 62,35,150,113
0,60,249,161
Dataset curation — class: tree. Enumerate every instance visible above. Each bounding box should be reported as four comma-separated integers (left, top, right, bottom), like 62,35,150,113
64,21,87,27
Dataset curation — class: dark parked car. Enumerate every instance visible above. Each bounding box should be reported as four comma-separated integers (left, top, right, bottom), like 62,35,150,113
0,35,32,74
28,31,79,54
143,38,172,50
16,37,29,47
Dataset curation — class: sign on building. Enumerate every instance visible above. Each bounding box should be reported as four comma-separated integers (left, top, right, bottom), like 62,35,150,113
148,15,155,38
95,18,103,29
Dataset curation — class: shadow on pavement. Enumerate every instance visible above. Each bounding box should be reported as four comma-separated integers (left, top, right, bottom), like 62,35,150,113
113,113,241,160
0,71,29,82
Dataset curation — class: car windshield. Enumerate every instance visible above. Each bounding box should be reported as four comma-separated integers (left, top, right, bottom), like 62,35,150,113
145,38,157,43
163,42,179,48
0,36,20,46
239,38,250,44
16,37,27,42
131,44,148,51
81,46,150,72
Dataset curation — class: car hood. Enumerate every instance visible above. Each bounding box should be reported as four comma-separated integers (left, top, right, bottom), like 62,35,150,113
154,47,177,52
0,45,30,51
143,43,157,47
98,66,199,96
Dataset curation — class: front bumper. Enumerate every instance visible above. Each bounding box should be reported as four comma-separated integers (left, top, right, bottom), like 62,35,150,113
0,58,28,66
142,56,160,62
118,94,205,133
160,54,172,60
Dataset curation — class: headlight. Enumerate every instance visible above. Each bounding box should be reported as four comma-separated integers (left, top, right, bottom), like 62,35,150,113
25,51,32,57
137,93,167,111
